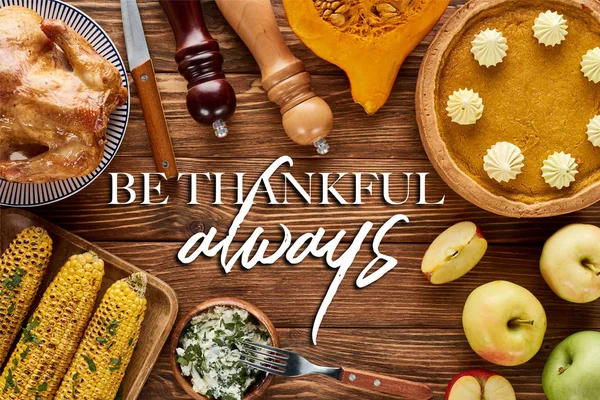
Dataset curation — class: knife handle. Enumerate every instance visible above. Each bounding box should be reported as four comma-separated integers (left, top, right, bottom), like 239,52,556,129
131,59,178,179
340,368,432,399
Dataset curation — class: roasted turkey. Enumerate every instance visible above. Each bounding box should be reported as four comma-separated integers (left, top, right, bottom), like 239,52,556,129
0,6,128,184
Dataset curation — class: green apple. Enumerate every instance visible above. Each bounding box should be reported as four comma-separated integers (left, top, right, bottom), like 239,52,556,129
421,221,488,284
540,224,600,303
543,331,600,400
462,281,547,366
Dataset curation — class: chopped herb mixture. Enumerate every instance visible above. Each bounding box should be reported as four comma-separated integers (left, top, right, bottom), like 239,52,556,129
176,306,271,400
2,267,26,316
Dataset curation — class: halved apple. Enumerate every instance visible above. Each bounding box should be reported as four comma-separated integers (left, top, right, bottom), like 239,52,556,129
421,221,488,284
446,369,516,400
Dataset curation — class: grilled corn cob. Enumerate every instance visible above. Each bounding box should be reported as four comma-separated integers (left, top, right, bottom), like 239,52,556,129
55,272,147,400
0,227,52,367
0,251,104,399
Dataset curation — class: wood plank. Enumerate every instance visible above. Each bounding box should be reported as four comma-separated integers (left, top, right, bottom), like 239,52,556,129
140,327,567,400
12,1,583,399
120,72,428,159
97,241,600,331
71,0,467,75
36,157,600,244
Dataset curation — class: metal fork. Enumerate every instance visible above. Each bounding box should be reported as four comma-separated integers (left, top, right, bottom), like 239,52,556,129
241,342,432,400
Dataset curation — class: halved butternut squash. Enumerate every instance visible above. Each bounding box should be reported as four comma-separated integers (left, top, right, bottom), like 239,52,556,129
283,0,449,114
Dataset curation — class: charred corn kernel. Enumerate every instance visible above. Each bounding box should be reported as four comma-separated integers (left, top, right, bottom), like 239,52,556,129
0,227,52,366
55,272,147,400
0,251,104,399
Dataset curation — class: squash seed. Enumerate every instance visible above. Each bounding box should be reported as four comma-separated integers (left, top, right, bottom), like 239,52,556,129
313,0,410,33
376,3,397,14
329,13,346,26
335,4,349,14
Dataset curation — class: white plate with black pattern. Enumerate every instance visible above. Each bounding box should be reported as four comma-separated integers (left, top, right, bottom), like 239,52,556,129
0,0,130,207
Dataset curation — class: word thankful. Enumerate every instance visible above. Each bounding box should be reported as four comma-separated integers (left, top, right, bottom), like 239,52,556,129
109,156,446,344
109,160,445,206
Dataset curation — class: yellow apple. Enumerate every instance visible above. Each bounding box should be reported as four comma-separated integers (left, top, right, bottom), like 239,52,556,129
462,281,547,366
540,224,600,303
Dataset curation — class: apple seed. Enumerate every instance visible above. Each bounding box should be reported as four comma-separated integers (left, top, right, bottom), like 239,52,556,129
445,248,460,260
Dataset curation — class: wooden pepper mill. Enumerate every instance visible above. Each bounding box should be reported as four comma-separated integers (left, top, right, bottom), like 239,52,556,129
215,0,333,154
159,0,236,138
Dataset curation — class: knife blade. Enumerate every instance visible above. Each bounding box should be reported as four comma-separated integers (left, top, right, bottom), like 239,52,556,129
121,0,178,179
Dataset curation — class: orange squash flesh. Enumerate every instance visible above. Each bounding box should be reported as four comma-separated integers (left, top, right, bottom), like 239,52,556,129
283,0,449,114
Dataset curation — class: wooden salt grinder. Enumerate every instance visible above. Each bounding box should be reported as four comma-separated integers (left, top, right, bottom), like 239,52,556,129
159,0,236,138
215,0,333,154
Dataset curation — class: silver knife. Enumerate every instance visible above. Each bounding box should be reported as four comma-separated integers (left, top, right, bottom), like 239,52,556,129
121,0,178,179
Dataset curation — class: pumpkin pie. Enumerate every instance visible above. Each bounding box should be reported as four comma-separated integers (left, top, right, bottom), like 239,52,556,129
417,0,600,217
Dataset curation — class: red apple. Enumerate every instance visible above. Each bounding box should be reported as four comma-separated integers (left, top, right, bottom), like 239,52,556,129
446,369,516,400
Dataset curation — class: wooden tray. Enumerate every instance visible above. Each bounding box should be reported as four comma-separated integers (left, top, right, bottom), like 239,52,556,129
416,0,600,218
0,207,178,399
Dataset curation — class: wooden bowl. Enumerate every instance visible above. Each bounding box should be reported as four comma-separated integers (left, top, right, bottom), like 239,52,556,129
170,298,280,400
416,0,600,218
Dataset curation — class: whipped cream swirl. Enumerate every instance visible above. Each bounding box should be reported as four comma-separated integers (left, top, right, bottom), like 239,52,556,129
582,48,600,83
483,142,525,183
533,11,568,47
587,115,600,147
541,152,578,189
471,29,508,67
446,89,484,125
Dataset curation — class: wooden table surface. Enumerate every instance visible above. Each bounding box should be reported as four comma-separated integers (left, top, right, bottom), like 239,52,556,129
22,0,600,398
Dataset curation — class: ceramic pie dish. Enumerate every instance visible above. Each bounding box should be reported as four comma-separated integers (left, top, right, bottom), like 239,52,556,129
416,0,600,218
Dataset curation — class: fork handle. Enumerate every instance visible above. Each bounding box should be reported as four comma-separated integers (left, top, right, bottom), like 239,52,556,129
340,368,432,399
